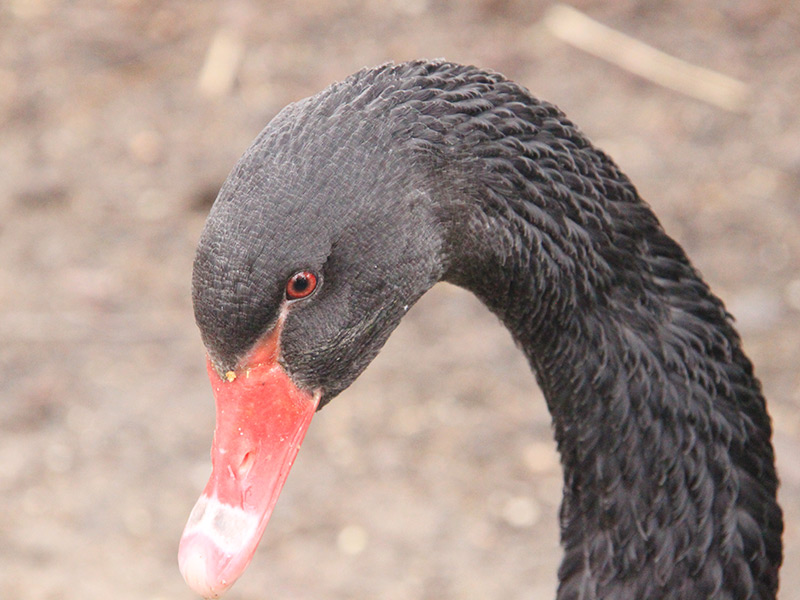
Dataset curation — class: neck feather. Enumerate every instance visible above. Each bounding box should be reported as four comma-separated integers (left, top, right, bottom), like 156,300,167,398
397,68,782,598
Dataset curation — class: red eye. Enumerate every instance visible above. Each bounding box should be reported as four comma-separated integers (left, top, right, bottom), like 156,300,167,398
286,271,318,300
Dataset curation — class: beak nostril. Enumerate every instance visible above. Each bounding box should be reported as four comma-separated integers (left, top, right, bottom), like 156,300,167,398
238,451,255,478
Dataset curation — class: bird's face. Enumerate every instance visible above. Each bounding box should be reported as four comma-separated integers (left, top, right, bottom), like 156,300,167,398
179,113,444,597
192,158,443,401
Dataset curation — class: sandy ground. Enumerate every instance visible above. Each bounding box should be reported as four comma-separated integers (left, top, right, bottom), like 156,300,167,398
1,1,798,598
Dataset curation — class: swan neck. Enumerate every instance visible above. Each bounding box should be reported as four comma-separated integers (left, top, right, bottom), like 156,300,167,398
421,112,782,598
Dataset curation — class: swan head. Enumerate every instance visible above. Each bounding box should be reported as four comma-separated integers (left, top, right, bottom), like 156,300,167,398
183,71,446,598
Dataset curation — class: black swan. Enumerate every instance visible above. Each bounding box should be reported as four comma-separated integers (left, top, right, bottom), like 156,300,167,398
178,60,783,599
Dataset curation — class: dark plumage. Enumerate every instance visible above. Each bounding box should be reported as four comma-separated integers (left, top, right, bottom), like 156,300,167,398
191,60,782,599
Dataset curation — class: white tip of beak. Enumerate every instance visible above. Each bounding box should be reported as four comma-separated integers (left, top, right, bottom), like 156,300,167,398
178,494,261,599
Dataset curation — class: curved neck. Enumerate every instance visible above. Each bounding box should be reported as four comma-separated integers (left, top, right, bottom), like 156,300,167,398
411,101,782,598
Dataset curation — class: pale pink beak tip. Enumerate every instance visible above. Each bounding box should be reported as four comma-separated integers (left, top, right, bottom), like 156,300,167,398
178,494,261,598
178,538,224,599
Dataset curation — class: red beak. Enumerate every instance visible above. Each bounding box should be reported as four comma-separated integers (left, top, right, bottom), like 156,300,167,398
178,333,319,598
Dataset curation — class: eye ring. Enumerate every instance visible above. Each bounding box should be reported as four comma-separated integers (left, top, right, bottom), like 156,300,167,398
286,270,318,301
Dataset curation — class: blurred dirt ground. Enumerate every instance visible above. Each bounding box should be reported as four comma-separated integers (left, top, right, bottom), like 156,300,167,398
1,1,799,599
